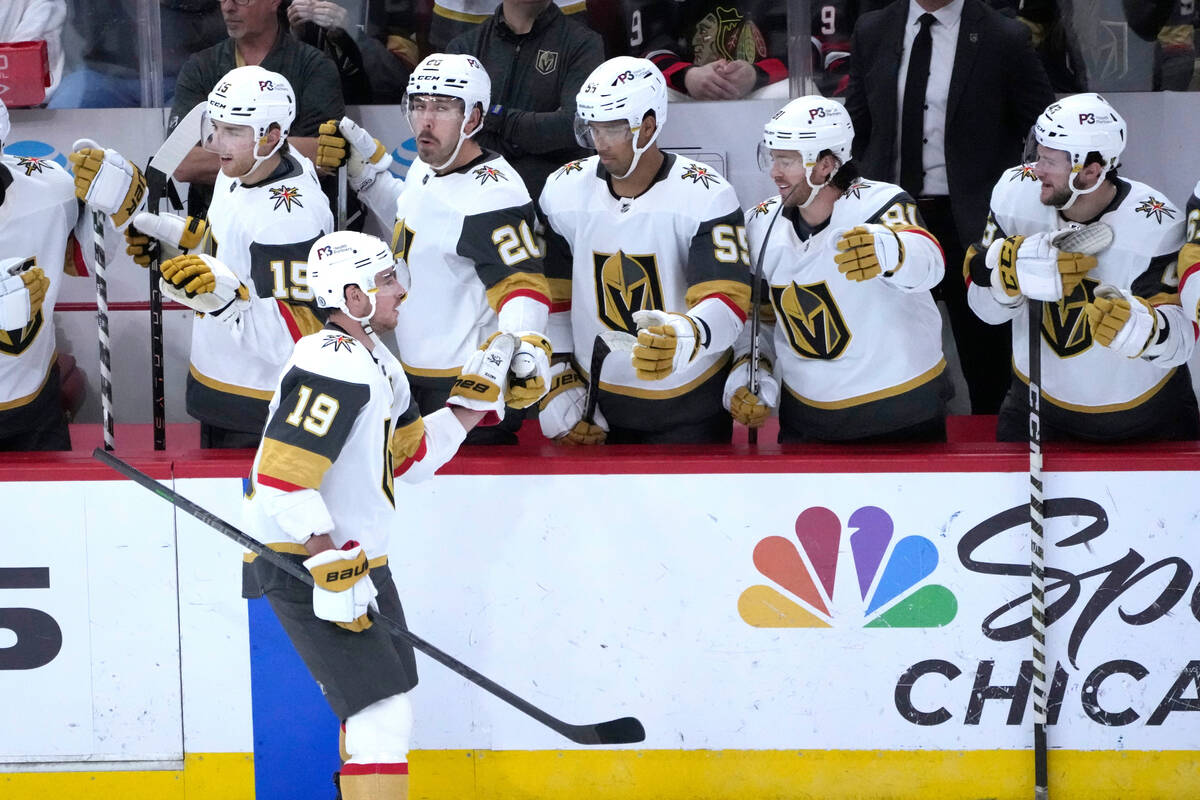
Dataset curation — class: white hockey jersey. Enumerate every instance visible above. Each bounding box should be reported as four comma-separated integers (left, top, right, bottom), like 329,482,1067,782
357,152,549,377
747,180,945,409
539,153,751,427
967,168,1192,411
246,326,469,560
1177,178,1200,323
188,151,333,433
0,155,87,418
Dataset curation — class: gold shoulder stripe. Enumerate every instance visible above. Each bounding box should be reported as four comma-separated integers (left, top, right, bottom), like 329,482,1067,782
1177,243,1200,280
286,303,325,337
1144,292,1180,307
257,437,333,490
686,279,752,316
190,364,276,400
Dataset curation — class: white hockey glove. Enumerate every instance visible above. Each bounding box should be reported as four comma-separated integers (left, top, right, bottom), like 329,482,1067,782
986,231,1097,303
0,257,48,331
1085,285,1160,359
126,211,209,266
632,309,707,380
316,117,393,191
537,361,608,445
448,332,517,424
834,224,905,282
722,356,779,428
303,543,378,633
160,254,250,322
506,332,553,409
68,143,146,229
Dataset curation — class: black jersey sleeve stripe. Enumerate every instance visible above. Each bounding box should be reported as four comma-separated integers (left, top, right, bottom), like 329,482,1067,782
261,365,371,468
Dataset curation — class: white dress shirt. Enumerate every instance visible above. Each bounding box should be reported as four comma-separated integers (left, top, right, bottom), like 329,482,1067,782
895,0,964,197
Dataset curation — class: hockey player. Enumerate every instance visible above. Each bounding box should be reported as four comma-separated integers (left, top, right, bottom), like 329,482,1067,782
0,98,92,451
315,53,552,444
244,230,516,800
1177,178,1200,330
72,66,334,448
965,93,1198,442
537,56,751,444
726,96,949,443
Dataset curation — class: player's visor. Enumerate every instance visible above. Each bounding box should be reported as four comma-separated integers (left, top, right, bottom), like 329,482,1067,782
402,94,466,123
201,113,257,156
757,143,805,172
574,118,633,149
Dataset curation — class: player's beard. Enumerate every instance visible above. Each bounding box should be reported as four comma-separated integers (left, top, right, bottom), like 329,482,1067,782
1041,180,1072,208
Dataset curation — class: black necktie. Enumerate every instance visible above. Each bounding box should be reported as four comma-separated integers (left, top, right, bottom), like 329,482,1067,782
900,13,936,197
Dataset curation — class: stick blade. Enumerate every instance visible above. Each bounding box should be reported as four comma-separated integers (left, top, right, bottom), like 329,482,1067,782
573,716,646,745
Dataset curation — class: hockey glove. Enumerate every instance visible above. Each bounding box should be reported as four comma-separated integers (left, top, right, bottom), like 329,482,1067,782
834,224,905,282
160,254,250,322
537,360,608,444
722,355,779,428
0,257,48,331
986,231,1097,302
303,542,378,633
68,144,146,229
319,117,393,191
506,332,553,409
631,309,706,380
126,211,209,266
1085,285,1159,359
448,332,516,424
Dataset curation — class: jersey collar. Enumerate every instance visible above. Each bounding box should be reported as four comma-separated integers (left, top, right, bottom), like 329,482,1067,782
600,151,676,201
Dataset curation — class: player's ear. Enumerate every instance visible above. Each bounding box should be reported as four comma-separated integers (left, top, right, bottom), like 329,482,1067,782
258,125,282,155
465,103,484,136
638,112,657,147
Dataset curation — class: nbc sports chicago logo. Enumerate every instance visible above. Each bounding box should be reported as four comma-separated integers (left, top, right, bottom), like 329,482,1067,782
738,505,957,629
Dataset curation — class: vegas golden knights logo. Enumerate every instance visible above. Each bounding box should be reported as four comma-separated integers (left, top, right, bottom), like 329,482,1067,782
593,250,664,332
771,281,851,360
0,311,42,356
392,219,415,265
1042,276,1098,358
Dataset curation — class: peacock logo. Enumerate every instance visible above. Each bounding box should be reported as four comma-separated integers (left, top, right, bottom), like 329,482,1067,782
739,505,958,629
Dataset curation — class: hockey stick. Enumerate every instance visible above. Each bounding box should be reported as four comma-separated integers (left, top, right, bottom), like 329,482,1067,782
1027,221,1113,800
336,163,348,230
92,206,114,451
141,103,207,450
745,182,803,444
71,138,117,451
92,448,646,746
582,331,636,425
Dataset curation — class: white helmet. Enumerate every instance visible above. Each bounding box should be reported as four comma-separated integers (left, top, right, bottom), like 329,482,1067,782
308,231,411,323
403,53,491,171
202,66,296,177
759,96,854,209
0,98,9,154
575,57,668,180
1032,93,1125,210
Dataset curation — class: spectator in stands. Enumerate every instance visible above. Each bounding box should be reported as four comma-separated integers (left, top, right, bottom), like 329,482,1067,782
50,0,225,108
845,0,1053,415
446,0,604,199
625,0,788,101
1154,0,1197,90
0,1,67,102
169,0,344,214
288,0,415,103
429,0,589,52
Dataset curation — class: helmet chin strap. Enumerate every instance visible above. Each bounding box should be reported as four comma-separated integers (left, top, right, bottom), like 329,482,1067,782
431,112,481,172
794,165,829,209
611,123,661,181
232,135,286,181
1055,169,1105,212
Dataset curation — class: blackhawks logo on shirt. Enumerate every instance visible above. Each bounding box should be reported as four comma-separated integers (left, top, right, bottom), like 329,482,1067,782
1134,196,1176,224
270,185,304,212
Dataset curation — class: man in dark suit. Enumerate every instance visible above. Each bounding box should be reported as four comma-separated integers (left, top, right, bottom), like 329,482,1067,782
845,0,1053,414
